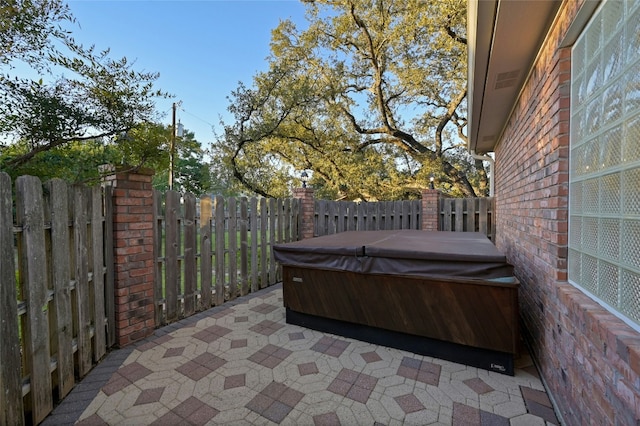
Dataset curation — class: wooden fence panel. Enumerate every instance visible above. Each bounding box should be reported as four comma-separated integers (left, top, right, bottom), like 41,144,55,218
0,172,24,426
437,197,494,239
0,175,117,423
16,176,53,425
91,185,106,362
165,191,180,322
44,180,74,400
313,199,423,235
183,193,196,316
73,186,92,378
214,196,225,305
200,196,213,309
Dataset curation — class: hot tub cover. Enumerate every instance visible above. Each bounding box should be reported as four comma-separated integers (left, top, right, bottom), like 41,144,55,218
273,230,514,280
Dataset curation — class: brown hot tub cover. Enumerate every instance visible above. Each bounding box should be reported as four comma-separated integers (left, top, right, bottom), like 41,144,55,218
273,230,514,280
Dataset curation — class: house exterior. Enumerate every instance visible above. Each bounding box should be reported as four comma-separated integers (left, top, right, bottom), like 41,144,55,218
468,0,640,424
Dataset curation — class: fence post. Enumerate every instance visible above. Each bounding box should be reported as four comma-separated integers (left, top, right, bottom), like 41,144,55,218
293,187,315,239
421,189,441,231
101,165,156,347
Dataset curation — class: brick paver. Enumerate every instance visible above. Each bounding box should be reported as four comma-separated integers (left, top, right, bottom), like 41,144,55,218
42,284,560,425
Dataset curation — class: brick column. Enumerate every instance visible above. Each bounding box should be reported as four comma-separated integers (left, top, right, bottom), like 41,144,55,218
102,165,156,347
293,187,315,240
421,189,441,231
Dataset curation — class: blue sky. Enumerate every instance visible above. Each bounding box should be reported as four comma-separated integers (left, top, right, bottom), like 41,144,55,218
65,0,308,145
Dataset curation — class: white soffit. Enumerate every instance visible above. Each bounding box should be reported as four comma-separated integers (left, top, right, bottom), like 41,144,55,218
468,0,562,153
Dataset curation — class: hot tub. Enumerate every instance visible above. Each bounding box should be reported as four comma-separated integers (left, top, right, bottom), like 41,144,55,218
273,230,519,375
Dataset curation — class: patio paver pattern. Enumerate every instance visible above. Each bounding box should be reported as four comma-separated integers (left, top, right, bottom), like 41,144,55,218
43,284,559,425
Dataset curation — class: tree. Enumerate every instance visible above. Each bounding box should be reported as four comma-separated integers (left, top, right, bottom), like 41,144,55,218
151,127,215,196
0,121,169,184
0,0,168,172
219,0,487,200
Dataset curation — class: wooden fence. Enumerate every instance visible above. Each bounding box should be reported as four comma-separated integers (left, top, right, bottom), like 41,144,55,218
153,191,300,326
0,173,113,425
440,196,495,241
314,199,423,236
313,197,495,240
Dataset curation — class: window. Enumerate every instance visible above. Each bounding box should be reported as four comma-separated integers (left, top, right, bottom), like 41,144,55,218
569,0,640,329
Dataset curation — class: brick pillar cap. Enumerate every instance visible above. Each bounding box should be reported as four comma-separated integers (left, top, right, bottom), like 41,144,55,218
99,164,155,177
293,187,314,196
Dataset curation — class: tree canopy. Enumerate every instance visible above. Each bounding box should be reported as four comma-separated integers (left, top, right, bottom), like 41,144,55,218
219,0,486,200
0,0,168,172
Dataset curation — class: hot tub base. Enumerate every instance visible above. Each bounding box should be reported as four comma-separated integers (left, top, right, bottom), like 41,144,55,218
286,309,514,375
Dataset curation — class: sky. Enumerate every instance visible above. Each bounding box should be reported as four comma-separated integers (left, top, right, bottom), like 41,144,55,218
65,0,308,145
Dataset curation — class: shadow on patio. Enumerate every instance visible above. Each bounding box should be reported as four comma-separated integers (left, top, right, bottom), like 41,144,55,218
42,284,559,425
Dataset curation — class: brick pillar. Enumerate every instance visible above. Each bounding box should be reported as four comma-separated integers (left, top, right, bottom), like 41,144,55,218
102,165,156,347
293,187,315,240
421,189,441,231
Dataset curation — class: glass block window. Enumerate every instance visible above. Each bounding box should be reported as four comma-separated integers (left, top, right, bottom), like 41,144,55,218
569,0,640,329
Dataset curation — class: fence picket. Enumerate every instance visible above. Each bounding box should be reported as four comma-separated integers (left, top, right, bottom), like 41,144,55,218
250,197,259,292
104,186,115,347
292,197,300,240
16,176,53,424
184,193,196,316
240,197,249,296
479,197,489,236
455,198,464,232
0,173,24,426
44,180,74,399
315,200,326,236
214,196,225,305
73,186,92,378
165,191,180,322
91,185,106,361
269,198,277,285
466,198,477,233
259,198,268,289
228,197,238,300
153,190,165,325
200,196,213,309
327,201,337,235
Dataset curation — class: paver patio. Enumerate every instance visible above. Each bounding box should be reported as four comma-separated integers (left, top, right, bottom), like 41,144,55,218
42,283,559,425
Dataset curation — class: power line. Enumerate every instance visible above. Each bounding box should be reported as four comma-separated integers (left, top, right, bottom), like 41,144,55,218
180,108,215,128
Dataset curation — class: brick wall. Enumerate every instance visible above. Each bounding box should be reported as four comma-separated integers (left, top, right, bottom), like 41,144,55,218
103,166,156,347
494,1,640,423
421,189,440,231
293,187,315,239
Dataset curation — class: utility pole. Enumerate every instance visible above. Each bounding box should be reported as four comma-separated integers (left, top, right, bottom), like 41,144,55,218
169,102,177,190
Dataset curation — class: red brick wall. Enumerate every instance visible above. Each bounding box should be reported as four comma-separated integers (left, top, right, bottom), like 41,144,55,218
103,166,156,347
293,187,315,239
494,1,640,424
421,189,440,231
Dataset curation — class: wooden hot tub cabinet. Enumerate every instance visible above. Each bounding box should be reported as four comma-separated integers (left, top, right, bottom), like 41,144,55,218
274,230,519,375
